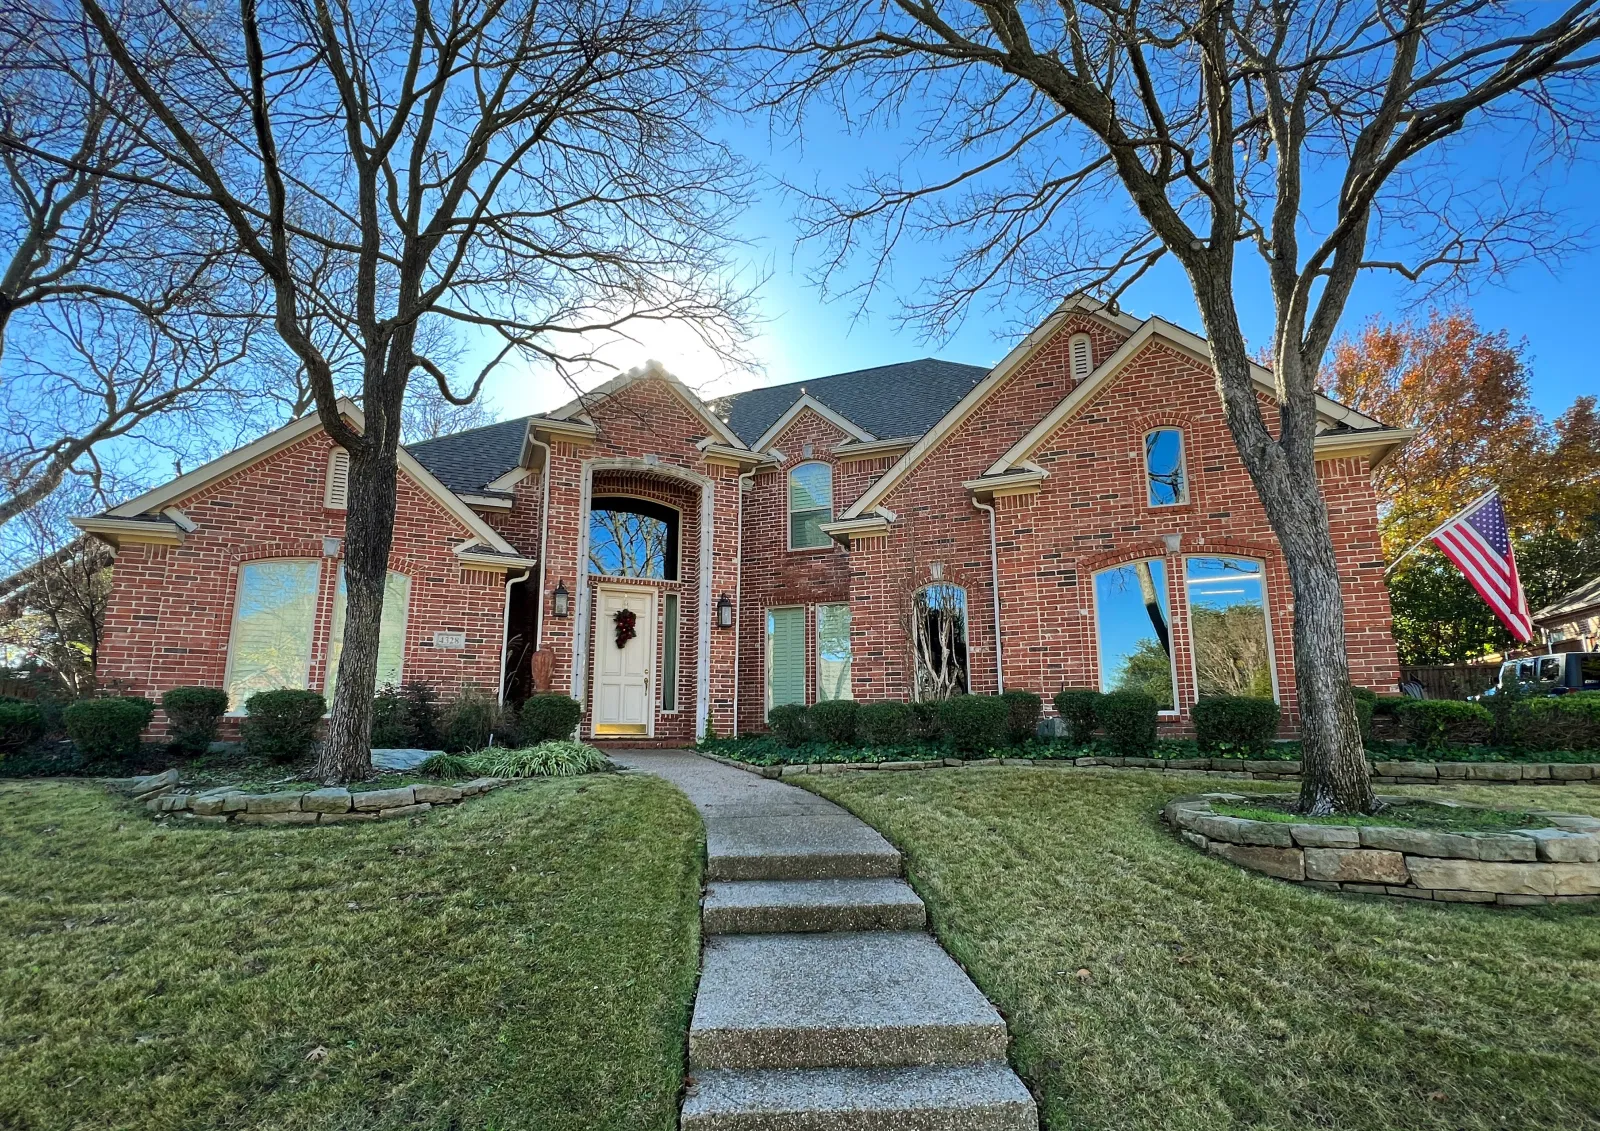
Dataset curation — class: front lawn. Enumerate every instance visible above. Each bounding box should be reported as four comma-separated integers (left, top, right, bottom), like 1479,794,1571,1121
0,774,703,1131
801,768,1600,1131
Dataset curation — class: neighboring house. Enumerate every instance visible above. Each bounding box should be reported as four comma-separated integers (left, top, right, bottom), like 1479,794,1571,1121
1534,575,1600,651
73,297,1413,742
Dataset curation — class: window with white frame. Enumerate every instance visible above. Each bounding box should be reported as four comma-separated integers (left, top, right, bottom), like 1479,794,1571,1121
788,462,833,549
1093,560,1176,710
224,559,322,711
816,603,853,701
1069,332,1094,381
1185,557,1275,700
913,584,968,700
326,568,412,701
1144,428,1188,506
766,606,806,714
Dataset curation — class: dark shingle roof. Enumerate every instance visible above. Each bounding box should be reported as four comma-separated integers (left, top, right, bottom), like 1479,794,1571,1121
406,415,531,494
715,359,991,447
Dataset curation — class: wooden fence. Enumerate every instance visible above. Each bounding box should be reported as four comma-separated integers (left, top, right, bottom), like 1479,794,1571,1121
1398,663,1500,701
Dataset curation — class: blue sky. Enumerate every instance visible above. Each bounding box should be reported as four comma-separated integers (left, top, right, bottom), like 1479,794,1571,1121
483,96,1597,426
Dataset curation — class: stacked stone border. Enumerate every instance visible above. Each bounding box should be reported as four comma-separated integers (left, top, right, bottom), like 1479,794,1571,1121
117,769,511,825
1162,793,1600,906
701,751,1600,785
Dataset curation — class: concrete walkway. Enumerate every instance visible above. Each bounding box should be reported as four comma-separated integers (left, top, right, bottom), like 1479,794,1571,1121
611,749,1037,1131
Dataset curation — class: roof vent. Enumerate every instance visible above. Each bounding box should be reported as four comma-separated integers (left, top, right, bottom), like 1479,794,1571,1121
1069,333,1093,382
324,448,350,510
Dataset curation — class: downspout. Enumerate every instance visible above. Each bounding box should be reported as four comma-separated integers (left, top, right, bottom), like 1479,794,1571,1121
732,468,756,737
972,496,1004,694
498,568,530,706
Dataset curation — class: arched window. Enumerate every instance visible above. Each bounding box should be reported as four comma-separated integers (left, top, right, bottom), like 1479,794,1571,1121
224,559,321,711
1093,560,1176,711
914,584,968,699
588,497,679,580
326,567,412,701
1144,428,1188,506
1069,333,1094,381
788,461,833,550
1185,557,1275,700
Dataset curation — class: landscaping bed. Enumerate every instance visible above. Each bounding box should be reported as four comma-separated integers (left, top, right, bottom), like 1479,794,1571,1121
797,768,1600,1131
0,773,703,1131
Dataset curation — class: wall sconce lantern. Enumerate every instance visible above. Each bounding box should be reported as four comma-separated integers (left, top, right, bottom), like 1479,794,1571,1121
552,579,570,618
716,593,734,628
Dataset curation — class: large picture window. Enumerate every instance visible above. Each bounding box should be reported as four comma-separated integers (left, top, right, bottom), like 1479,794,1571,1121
224,559,321,711
326,568,412,702
589,497,678,580
1186,557,1275,700
788,462,833,549
1093,560,1176,710
913,584,968,700
817,603,853,701
1145,429,1188,506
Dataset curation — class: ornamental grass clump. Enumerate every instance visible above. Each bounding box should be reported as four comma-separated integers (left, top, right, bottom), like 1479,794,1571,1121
1053,688,1102,745
859,702,911,746
1192,696,1280,757
63,697,155,763
999,689,1042,744
418,751,480,778
479,740,608,778
1096,690,1158,756
160,687,229,755
767,704,810,748
939,694,1006,755
809,700,860,745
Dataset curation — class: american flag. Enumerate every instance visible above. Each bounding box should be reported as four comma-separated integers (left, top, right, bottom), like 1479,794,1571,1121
1429,491,1533,641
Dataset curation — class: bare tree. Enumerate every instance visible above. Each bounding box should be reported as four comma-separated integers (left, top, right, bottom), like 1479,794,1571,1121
0,0,261,523
756,0,1600,812
81,0,753,780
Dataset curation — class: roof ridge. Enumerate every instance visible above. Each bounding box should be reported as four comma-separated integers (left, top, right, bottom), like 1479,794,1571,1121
720,357,988,403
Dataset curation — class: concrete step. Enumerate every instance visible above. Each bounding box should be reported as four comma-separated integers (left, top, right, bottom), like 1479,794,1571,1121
704,878,927,934
682,1063,1038,1130
705,814,902,881
690,932,1009,1070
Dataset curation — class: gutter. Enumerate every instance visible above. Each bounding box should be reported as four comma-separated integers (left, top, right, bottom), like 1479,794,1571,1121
971,497,1004,694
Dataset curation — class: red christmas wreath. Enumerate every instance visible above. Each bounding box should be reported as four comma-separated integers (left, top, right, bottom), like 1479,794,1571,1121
612,608,638,648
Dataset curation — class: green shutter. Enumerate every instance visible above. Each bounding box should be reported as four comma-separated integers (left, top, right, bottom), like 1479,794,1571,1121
767,607,806,711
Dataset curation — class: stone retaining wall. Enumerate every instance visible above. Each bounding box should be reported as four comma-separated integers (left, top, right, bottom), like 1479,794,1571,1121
118,769,510,824
702,752,1600,785
1163,794,1600,906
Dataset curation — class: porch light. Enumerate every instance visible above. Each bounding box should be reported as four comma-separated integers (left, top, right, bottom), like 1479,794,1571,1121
716,593,733,628
552,579,570,618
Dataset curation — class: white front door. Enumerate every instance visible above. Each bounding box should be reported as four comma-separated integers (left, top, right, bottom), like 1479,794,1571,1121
592,586,656,736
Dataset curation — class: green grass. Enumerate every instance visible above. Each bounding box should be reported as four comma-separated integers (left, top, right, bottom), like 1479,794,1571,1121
1213,799,1541,830
800,768,1600,1131
0,774,703,1131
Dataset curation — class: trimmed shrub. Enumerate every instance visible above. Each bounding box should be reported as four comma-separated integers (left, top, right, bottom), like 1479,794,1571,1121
161,687,229,755
370,684,411,747
401,682,442,749
479,740,608,778
519,693,583,742
767,704,810,748
441,685,497,753
1053,688,1102,745
859,702,911,747
241,689,325,763
1395,699,1489,752
1373,695,1410,718
0,699,45,755
1484,675,1530,750
63,696,155,762
939,694,1006,755
999,689,1042,745
810,699,861,745
1526,694,1600,751
1096,690,1158,755
1349,686,1377,745
907,700,942,741
1192,696,1280,757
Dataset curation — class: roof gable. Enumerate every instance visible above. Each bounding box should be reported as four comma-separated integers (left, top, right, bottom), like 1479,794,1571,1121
407,415,532,494
548,360,746,448
751,394,875,452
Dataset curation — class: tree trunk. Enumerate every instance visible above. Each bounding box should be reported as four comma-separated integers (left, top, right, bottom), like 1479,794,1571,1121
314,441,400,783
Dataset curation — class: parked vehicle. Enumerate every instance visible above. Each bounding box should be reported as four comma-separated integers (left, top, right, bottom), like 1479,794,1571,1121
1480,653,1600,698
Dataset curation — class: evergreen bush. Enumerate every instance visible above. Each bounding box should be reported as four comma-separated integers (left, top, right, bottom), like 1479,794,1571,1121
1526,694,1600,751
1485,675,1530,750
242,689,325,762
1192,696,1280,757
370,684,411,747
1394,699,1489,752
401,682,442,748
0,699,45,756
809,699,861,744
1349,686,1377,745
161,687,229,754
1096,690,1158,755
441,685,497,752
939,694,1006,754
907,700,943,741
859,702,911,746
999,689,1042,744
63,697,154,762
519,693,582,742
767,704,810,747
1053,688,1103,745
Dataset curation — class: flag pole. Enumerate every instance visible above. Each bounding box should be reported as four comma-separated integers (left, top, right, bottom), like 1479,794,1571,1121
1383,488,1499,578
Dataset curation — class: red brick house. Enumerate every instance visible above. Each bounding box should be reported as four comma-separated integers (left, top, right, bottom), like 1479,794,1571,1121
75,297,1412,741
